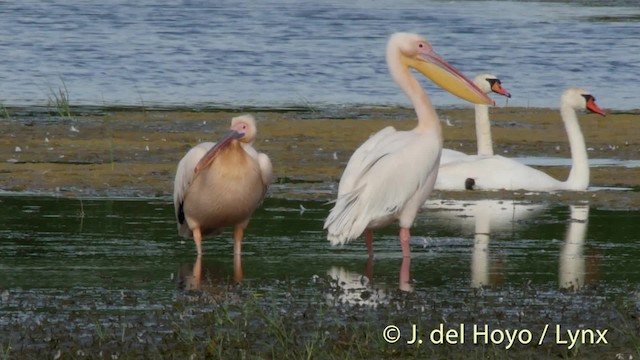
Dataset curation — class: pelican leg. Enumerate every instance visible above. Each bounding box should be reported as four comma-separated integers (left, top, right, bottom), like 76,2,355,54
233,225,244,255
365,229,374,257
233,252,243,283
189,255,203,290
399,256,412,292
399,227,411,258
193,228,203,256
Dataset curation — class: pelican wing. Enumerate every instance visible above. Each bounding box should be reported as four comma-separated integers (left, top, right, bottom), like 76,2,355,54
173,142,216,236
337,126,397,194
326,128,440,244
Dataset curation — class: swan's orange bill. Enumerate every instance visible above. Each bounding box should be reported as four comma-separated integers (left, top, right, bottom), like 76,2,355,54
586,96,606,116
491,81,511,98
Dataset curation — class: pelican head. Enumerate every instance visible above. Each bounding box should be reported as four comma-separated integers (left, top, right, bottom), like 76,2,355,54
230,114,257,145
562,88,606,116
387,32,495,106
193,114,258,174
474,73,511,98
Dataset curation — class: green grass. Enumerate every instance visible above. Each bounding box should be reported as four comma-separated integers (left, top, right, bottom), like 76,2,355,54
0,102,10,119
0,343,11,360
47,80,72,118
1,281,639,359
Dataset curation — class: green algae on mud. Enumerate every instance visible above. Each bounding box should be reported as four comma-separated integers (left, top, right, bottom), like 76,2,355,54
1,106,639,207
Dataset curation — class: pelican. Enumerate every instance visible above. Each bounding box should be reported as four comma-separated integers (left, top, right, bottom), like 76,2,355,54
173,114,273,256
435,87,605,191
324,32,494,258
440,73,511,164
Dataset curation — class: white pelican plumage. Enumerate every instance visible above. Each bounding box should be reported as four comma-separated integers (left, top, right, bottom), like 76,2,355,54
324,32,494,258
435,87,605,191
173,114,273,256
440,73,511,164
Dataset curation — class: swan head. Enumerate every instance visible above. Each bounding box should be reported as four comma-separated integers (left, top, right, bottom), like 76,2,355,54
474,73,511,98
387,32,494,106
562,88,606,116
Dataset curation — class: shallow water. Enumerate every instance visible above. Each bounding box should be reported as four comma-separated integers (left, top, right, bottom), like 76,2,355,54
1,0,639,109
516,156,640,168
2,196,640,300
2,195,640,355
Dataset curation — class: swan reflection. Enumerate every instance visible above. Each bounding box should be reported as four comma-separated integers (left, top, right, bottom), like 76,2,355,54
326,257,412,308
558,204,590,290
426,199,545,288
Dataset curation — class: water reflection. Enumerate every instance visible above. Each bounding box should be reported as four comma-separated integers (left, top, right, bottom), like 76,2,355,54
426,200,598,290
425,199,546,235
461,200,543,288
325,257,412,308
559,204,591,290
470,208,504,288
177,254,243,292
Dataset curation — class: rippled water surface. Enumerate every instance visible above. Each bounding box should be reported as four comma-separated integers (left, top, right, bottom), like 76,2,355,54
1,0,639,109
2,196,640,298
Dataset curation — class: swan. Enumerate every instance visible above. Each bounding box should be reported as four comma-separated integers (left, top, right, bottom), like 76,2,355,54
324,32,493,258
441,73,511,164
434,87,605,191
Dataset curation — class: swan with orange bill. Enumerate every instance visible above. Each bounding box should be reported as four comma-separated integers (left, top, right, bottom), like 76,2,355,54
324,32,495,258
440,73,511,164
435,87,605,191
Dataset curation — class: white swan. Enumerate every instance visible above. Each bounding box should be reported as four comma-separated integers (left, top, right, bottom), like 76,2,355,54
441,73,511,164
434,87,606,191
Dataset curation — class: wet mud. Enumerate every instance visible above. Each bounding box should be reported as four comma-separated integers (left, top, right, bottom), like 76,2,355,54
1,106,638,207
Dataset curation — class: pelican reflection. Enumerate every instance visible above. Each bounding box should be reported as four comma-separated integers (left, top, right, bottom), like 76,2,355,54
326,257,412,308
177,254,243,292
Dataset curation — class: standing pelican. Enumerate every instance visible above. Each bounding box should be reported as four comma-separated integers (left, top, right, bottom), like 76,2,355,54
440,73,511,164
173,114,273,256
324,32,494,258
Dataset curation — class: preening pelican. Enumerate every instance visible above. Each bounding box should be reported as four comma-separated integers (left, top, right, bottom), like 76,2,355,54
324,32,494,258
173,114,273,256
440,73,511,164
435,87,605,191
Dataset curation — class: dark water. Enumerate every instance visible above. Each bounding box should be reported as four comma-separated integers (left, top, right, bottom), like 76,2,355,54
2,196,639,306
1,0,639,110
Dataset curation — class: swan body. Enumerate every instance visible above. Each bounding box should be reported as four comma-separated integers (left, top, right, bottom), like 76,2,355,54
324,32,493,257
441,73,511,164
173,115,273,255
434,87,605,191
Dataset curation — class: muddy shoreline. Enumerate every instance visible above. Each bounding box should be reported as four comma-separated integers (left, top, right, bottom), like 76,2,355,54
1,106,638,208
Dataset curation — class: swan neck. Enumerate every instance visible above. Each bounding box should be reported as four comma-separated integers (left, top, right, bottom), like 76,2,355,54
561,104,589,190
474,104,493,156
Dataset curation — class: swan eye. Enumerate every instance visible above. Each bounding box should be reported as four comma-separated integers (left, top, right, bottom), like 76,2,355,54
581,94,594,102
487,78,499,86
